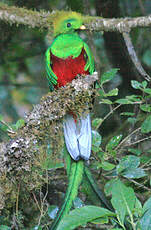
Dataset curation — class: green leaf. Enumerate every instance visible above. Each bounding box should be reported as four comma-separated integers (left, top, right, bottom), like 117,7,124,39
105,88,118,97
131,80,142,89
104,179,117,196
111,179,136,225
126,94,142,102
91,216,108,224
0,226,11,230
122,167,146,179
57,206,115,230
117,155,140,174
15,119,25,130
120,112,135,116
143,197,151,213
15,119,25,129
134,198,143,217
100,99,113,104
140,104,151,112
106,135,122,151
141,115,151,133
92,130,102,152
128,148,142,156
100,68,119,86
101,161,115,171
139,208,151,230
127,117,137,125
143,88,151,94
115,98,133,104
142,81,148,88
92,118,103,129
117,155,146,178
98,89,105,97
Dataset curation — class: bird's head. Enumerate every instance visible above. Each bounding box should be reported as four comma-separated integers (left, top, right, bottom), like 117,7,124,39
53,11,86,37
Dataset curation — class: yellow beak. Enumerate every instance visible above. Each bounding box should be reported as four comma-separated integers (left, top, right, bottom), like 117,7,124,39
80,25,86,30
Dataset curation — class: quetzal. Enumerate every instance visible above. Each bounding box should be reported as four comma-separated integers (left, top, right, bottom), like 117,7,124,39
45,11,112,230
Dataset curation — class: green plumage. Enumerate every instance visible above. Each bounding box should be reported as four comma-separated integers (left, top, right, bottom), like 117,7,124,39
50,160,84,230
45,12,94,91
47,11,112,230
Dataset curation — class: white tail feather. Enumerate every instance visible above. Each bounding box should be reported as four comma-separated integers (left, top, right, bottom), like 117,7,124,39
63,114,92,161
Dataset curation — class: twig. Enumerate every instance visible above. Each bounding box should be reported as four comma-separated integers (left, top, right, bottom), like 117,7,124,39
126,135,151,146
32,192,41,212
123,32,151,81
127,178,151,191
96,104,122,130
38,171,49,227
115,127,141,150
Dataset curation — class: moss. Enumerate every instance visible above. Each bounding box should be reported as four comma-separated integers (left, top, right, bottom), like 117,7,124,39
0,73,97,226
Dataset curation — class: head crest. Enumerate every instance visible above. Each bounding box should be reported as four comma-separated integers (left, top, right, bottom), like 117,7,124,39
53,11,83,36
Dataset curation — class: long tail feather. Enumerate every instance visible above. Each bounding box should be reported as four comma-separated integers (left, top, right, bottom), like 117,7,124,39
50,160,84,230
84,166,113,211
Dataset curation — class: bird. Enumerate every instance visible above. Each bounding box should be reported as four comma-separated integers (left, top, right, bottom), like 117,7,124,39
45,11,94,162
45,11,112,230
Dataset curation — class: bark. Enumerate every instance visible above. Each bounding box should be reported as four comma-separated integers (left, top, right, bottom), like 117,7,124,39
0,2,151,32
95,0,148,93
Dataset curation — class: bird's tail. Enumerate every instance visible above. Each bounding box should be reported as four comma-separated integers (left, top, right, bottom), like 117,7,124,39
63,113,91,161
50,159,84,230
83,165,113,211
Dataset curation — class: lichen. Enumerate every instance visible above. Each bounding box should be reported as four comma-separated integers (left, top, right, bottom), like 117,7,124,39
0,73,97,226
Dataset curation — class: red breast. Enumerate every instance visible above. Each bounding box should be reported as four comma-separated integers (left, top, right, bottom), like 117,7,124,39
51,49,89,88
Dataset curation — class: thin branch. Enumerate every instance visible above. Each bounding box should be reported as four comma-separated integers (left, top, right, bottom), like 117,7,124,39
96,104,121,130
126,135,151,146
127,178,151,191
115,127,141,150
123,32,151,81
85,15,151,33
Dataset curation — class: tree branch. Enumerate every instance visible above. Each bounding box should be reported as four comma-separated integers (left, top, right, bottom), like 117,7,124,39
0,3,50,28
122,32,151,81
1,3,151,32
0,73,98,211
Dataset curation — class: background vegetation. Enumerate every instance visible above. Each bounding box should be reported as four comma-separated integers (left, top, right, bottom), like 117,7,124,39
0,0,151,229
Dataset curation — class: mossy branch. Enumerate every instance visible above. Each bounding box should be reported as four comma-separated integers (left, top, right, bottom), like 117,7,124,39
0,2,50,28
1,3,151,32
0,73,98,211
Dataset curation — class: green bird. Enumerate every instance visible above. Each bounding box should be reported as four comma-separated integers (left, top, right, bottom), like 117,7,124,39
45,11,112,230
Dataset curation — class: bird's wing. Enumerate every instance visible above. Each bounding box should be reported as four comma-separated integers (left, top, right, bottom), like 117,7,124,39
45,46,58,91
83,42,95,74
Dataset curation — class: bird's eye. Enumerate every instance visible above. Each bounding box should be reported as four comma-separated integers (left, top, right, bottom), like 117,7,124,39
67,23,71,27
